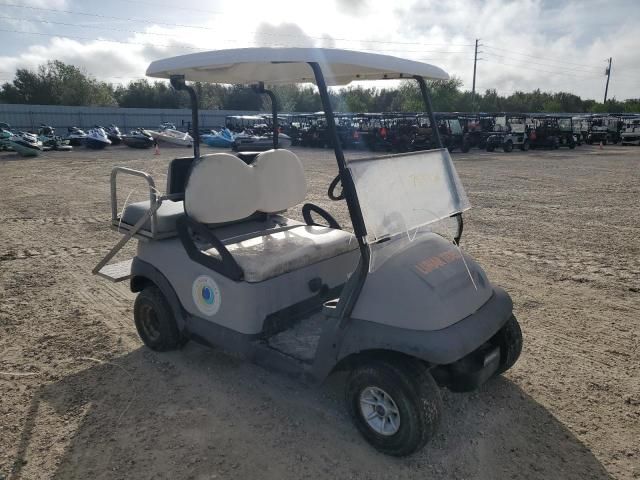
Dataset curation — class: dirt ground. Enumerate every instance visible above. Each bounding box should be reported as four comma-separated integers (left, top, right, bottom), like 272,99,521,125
0,143,638,480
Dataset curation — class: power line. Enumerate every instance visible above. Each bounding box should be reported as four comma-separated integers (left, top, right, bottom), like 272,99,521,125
482,44,604,70
482,59,602,79
0,2,474,48
0,26,476,57
482,52,607,75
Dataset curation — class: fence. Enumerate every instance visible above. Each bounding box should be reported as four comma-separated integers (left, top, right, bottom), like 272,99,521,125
0,104,266,133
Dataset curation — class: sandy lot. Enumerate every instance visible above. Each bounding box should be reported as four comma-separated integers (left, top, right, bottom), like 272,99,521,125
0,143,638,480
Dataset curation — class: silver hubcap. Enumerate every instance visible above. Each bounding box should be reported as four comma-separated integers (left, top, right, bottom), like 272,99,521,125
359,387,400,436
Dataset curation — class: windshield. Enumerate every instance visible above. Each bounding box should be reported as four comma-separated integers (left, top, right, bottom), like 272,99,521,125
348,149,470,243
348,149,470,270
447,119,463,134
509,117,526,133
558,118,572,131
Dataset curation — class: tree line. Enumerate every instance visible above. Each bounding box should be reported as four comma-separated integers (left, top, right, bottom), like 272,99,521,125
1,60,638,113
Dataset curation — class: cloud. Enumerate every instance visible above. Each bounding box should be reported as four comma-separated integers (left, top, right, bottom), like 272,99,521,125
21,0,68,6
390,0,639,100
0,0,637,99
253,22,336,49
253,22,316,48
335,0,369,15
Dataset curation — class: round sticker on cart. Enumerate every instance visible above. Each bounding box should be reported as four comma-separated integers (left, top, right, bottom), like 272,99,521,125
192,275,221,316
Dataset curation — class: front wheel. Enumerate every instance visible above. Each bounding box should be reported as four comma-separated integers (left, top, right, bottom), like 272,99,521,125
346,358,442,456
493,315,523,375
134,286,186,351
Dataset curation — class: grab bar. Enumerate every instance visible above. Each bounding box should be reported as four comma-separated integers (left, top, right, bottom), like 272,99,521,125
110,167,159,237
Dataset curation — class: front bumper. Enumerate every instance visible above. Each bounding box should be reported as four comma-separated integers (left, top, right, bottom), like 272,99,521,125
432,341,501,392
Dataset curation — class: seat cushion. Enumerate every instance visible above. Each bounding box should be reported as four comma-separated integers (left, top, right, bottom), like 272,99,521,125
203,225,357,282
121,199,185,234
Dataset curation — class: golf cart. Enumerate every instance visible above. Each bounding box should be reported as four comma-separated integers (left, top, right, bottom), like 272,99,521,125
572,115,588,145
621,116,640,145
528,114,561,149
485,113,531,152
585,114,610,145
94,48,522,456
459,113,495,152
435,113,464,152
556,115,577,148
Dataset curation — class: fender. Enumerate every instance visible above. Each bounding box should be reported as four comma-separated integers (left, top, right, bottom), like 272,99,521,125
312,287,513,380
130,257,187,330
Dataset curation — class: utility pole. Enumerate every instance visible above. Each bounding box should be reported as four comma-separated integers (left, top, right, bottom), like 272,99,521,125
471,39,479,111
603,57,612,103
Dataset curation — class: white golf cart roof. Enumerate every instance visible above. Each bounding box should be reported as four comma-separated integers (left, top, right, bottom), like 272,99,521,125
146,47,449,86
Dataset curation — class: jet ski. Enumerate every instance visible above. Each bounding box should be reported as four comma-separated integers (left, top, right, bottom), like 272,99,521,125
150,123,193,147
8,132,43,157
85,126,112,149
201,128,235,148
232,130,292,151
105,124,123,145
66,127,87,146
122,128,155,149
0,124,14,151
38,124,73,151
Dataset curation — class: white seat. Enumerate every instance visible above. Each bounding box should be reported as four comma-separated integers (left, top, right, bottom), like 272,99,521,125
183,149,355,282
204,226,357,282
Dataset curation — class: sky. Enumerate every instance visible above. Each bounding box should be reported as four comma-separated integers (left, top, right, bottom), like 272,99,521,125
0,0,638,101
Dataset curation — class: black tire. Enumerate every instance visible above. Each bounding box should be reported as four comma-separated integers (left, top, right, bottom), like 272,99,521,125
503,140,513,153
520,139,530,151
346,358,442,456
461,142,470,153
486,144,495,152
493,315,523,375
134,286,185,351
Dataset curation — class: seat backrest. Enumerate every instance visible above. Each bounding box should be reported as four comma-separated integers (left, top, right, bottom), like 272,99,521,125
166,156,195,198
184,149,307,224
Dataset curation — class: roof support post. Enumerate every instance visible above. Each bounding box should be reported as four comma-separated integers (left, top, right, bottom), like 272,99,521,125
414,75,443,149
170,74,200,159
264,89,279,149
308,61,369,320
252,82,279,149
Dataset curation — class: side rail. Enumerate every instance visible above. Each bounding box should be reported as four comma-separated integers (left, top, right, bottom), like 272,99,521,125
93,167,164,277
111,166,159,237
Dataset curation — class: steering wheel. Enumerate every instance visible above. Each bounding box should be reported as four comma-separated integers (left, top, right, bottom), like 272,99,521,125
328,174,345,201
302,203,341,230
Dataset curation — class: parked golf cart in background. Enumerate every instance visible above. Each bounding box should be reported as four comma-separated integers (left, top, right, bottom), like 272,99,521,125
225,115,270,135
556,115,577,148
620,115,640,145
528,114,561,149
285,113,313,146
485,113,531,152
572,115,588,145
335,113,364,149
607,114,625,144
459,113,495,152
585,114,611,145
435,112,464,152
94,48,522,457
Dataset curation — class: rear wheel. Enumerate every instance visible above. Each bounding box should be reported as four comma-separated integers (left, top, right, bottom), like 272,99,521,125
493,315,523,375
486,144,495,152
461,141,471,153
134,286,186,351
521,139,530,151
503,140,513,152
346,358,442,456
